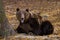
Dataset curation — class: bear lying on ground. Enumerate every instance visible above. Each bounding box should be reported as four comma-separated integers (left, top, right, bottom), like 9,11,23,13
16,8,54,36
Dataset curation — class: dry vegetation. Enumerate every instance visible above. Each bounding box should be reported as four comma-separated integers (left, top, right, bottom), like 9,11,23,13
1,0,60,40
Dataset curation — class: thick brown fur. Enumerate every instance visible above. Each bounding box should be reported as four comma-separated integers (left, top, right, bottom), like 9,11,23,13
16,8,54,35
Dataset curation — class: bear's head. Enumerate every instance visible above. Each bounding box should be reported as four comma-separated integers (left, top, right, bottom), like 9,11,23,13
16,8,31,24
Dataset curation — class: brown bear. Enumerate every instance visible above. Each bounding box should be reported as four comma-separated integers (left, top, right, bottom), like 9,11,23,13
16,8,54,36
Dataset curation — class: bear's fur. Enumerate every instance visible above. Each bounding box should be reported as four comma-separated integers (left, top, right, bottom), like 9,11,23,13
40,21,54,35
16,8,54,35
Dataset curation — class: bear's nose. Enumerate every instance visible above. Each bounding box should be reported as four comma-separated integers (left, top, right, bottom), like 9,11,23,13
21,18,24,20
21,18,24,23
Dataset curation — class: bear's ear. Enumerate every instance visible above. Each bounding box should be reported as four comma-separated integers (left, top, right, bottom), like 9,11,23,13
26,9,29,12
16,8,20,12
